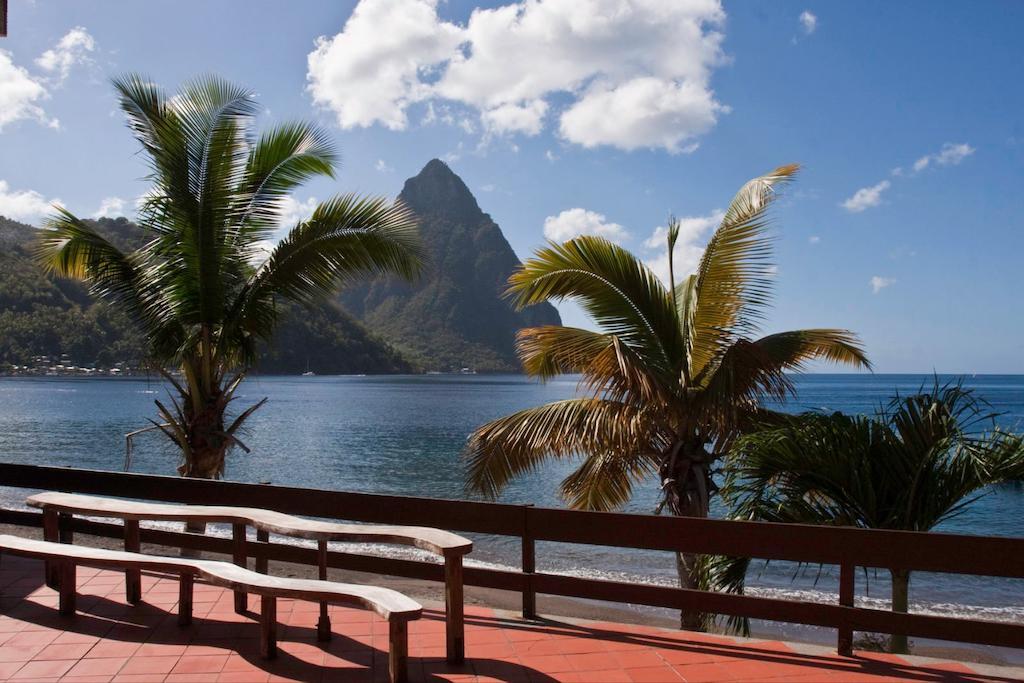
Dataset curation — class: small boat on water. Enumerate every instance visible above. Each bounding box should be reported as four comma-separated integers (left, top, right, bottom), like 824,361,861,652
301,370,316,377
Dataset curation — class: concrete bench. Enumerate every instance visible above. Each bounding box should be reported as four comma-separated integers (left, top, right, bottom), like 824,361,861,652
0,534,422,682
27,491,472,662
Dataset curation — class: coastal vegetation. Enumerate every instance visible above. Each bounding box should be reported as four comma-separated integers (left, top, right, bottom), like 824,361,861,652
463,164,870,628
35,74,424,479
0,215,410,375
721,380,1024,652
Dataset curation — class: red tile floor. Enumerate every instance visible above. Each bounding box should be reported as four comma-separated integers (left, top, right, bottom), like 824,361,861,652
0,555,1018,682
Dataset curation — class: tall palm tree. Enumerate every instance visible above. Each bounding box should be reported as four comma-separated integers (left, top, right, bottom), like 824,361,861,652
722,381,1024,652
464,164,870,628
36,75,423,480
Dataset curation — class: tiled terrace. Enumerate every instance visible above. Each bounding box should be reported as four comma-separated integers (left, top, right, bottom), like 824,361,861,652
0,555,1016,682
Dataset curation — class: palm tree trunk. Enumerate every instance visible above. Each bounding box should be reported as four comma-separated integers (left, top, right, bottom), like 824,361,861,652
662,441,715,631
889,569,911,653
177,391,228,556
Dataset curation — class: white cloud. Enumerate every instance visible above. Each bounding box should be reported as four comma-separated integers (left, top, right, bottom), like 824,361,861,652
307,0,728,153
0,50,51,131
545,149,558,162
480,100,548,136
543,208,629,243
643,209,724,285
0,180,61,223
306,0,463,130
559,77,723,152
799,11,817,34
841,180,890,213
278,196,318,228
480,183,495,192
92,196,126,219
374,159,393,173
808,235,820,244
870,275,894,294
35,27,95,83
912,142,975,173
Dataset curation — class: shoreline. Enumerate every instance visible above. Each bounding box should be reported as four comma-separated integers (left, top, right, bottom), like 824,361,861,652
1,522,1018,668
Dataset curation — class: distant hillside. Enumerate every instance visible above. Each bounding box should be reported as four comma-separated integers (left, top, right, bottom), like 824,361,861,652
0,215,410,374
337,159,561,372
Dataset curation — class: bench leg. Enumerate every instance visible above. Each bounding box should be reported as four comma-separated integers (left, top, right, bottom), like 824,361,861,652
260,595,277,659
178,573,193,626
124,519,142,604
43,509,59,589
255,529,269,574
389,620,409,683
316,540,331,641
58,562,76,616
445,555,465,663
232,523,247,614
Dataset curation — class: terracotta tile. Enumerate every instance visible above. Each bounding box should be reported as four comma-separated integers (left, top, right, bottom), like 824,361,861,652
137,642,190,657
119,655,181,675
66,656,130,677
172,655,229,674
31,641,92,661
85,640,142,658
565,671,631,682
625,665,683,682
165,674,220,682
8,658,76,679
670,662,737,682
567,651,621,672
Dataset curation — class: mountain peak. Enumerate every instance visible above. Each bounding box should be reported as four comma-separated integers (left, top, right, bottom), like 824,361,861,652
400,159,480,218
338,160,562,372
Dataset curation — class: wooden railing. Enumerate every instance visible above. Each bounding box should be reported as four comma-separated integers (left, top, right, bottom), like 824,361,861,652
0,462,1021,655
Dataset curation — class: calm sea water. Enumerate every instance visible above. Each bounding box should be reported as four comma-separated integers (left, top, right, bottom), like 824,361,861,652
0,373,1021,632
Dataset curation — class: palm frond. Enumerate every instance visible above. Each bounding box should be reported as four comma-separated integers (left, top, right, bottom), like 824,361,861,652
233,121,338,250
508,236,684,383
687,164,798,379
559,449,657,511
464,398,665,501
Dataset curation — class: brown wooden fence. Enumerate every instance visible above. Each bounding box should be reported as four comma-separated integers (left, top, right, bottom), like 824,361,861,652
0,462,1021,655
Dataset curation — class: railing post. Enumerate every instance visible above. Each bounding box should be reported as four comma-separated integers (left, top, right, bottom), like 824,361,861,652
522,504,536,620
838,562,854,656
232,523,247,613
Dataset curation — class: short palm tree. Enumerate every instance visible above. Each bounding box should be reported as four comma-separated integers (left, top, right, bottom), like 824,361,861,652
464,164,870,628
722,381,1024,652
37,74,423,479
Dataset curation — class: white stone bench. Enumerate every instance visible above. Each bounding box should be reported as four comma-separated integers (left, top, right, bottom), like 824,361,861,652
0,534,422,682
27,491,472,662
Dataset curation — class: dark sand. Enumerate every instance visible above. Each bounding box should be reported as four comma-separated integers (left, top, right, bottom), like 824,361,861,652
1,522,1018,667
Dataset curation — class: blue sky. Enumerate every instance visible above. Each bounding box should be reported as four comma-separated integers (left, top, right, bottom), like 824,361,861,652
0,0,1021,373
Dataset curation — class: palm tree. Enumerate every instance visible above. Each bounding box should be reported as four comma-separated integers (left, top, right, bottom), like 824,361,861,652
722,380,1024,652
464,164,870,628
37,75,423,480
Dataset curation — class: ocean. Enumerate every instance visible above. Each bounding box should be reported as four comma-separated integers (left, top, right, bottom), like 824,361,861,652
0,373,1021,644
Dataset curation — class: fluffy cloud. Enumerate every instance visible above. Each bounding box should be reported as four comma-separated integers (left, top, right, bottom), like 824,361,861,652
543,208,628,243
92,196,126,219
841,180,890,213
870,275,894,294
643,209,724,285
374,159,393,173
35,27,95,83
0,180,61,223
912,142,975,173
559,77,723,152
0,51,51,131
306,0,463,130
307,0,728,152
480,100,548,136
799,11,817,34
